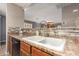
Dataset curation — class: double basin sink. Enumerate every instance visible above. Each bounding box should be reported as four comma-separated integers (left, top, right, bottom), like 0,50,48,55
22,36,66,52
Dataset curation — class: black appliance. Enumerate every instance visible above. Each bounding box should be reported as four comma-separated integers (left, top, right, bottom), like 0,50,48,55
12,38,20,56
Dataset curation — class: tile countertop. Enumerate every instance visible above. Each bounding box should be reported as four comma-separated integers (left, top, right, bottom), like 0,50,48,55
8,34,79,56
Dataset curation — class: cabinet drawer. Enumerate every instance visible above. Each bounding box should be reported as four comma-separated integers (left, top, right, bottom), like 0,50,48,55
32,47,49,56
20,49,30,56
20,41,30,54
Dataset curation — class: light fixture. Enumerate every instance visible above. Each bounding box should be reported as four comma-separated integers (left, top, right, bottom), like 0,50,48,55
73,9,78,13
40,19,54,25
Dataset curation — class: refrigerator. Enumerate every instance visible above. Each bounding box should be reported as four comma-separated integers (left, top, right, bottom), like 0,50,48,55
0,15,6,44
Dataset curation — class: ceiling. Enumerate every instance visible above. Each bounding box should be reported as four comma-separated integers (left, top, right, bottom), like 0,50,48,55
14,3,32,9
15,3,71,23
0,3,71,16
15,3,71,9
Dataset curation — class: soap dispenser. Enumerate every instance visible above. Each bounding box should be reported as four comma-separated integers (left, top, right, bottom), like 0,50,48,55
36,30,39,36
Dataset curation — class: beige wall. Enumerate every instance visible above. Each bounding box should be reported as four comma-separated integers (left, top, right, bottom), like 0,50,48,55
6,3,24,28
6,3,24,52
62,4,79,27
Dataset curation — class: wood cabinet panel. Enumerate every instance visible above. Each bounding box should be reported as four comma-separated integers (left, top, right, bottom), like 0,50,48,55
20,41,31,56
20,49,30,56
32,47,49,56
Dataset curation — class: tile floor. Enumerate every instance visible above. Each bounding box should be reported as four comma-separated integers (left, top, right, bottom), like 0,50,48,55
0,42,7,56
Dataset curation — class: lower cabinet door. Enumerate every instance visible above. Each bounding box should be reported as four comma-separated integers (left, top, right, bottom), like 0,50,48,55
20,49,30,56
32,47,50,56
20,41,30,54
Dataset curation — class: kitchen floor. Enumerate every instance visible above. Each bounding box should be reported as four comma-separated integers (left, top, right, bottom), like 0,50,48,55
0,42,7,56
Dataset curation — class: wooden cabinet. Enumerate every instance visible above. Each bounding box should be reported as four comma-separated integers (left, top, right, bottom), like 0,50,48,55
20,41,31,56
8,36,55,56
8,36,12,55
32,47,50,56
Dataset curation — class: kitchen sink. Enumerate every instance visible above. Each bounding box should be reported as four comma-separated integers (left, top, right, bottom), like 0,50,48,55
39,38,65,47
22,36,66,51
38,38,66,51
